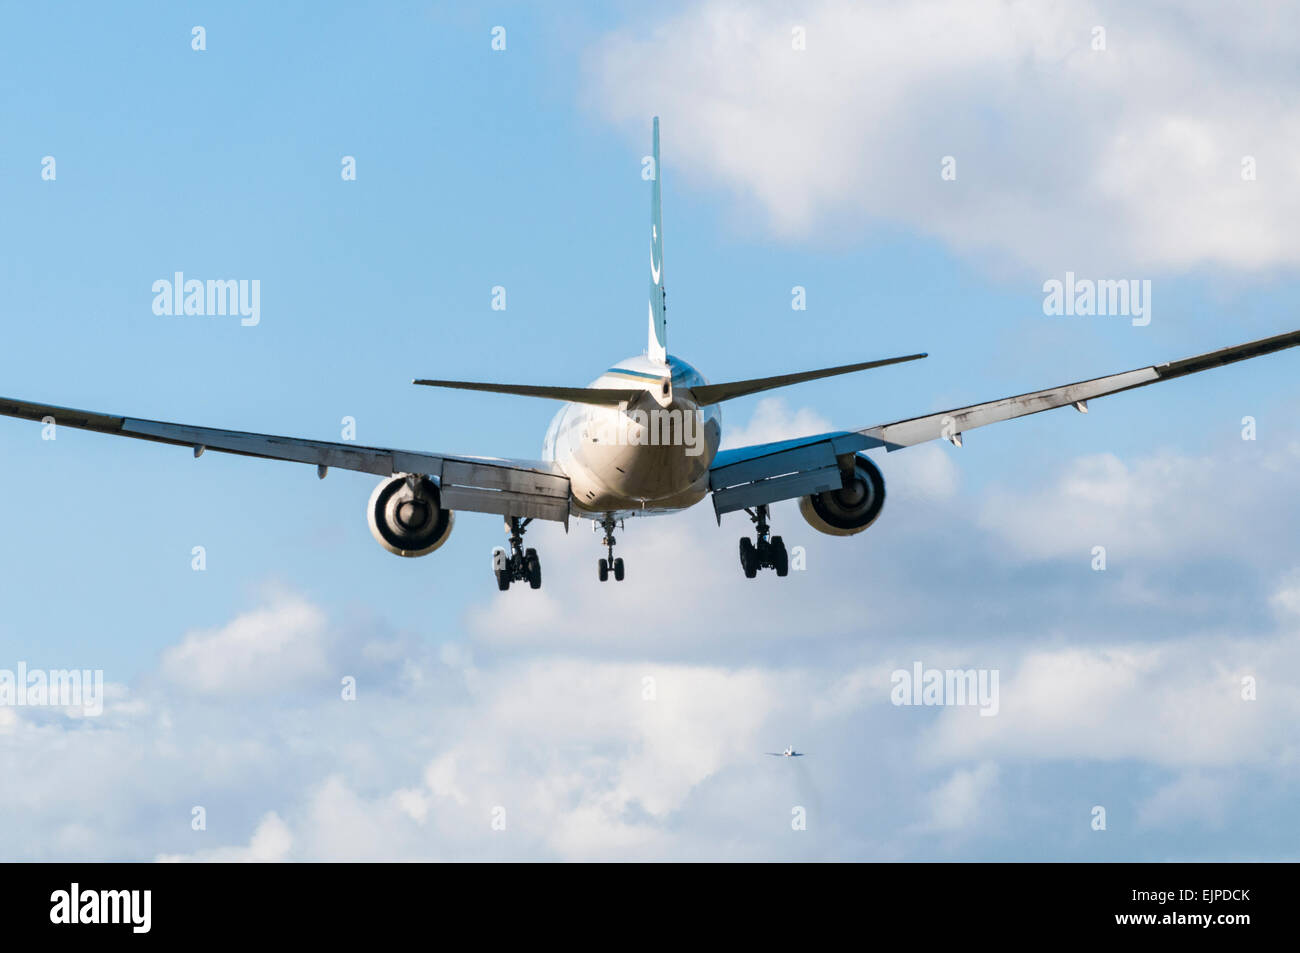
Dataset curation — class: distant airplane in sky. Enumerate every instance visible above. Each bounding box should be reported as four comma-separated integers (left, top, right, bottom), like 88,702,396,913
767,746,805,758
3,118,1299,590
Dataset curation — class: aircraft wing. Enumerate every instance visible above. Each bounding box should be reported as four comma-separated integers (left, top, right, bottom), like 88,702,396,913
861,327,1300,450
709,328,1300,518
0,395,573,524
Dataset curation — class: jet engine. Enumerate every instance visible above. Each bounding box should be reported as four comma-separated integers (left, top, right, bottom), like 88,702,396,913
367,474,455,556
798,454,886,537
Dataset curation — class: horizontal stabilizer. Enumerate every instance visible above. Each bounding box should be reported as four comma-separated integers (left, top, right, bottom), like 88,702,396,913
413,379,641,406
689,352,927,406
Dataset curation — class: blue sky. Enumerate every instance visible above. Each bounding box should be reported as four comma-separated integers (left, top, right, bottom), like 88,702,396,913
2,0,1299,860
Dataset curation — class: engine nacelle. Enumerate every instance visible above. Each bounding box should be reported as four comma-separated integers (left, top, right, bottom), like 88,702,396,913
798,454,886,537
367,474,455,557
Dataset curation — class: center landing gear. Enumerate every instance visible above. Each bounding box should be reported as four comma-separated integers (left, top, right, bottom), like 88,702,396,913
597,513,625,582
739,504,788,578
494,516,542,591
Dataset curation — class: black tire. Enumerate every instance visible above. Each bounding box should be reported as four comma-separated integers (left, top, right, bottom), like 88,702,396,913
495,568,510,591
613,557,625,581
739,538,758,578
526,551,542,589
772,536,789,577
598,558,609,582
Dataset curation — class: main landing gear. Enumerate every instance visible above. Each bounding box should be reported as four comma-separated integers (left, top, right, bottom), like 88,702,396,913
494,516,541,591
739,504,788,578
597,513,625,582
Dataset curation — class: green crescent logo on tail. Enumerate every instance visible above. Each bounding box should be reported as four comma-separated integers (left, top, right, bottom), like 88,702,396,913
648,116,668,364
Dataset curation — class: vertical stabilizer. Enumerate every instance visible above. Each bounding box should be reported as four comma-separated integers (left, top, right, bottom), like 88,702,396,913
647,117,668,364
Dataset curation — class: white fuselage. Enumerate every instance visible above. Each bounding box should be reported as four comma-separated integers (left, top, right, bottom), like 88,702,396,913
542,354,722,519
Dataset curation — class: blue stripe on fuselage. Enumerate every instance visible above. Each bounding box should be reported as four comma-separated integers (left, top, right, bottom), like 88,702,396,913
605,367,668,381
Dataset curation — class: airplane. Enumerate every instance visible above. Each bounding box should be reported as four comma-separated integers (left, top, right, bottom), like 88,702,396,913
766,746,804,758
2,117,1299,591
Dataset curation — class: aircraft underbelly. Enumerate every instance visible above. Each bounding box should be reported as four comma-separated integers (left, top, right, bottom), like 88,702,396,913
565,440,711,513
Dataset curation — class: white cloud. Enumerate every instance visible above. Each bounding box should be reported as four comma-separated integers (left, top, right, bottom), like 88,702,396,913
721,397,832,448
159,812,292,863
979,443,1300,563
1269,568,1300,618
159,594,332,696
8,570,1298,860
403,659,778,857
1137,772,1232,830
879,443,960,502
925,634,1298,768
918,762,999,833
589,0,1300,273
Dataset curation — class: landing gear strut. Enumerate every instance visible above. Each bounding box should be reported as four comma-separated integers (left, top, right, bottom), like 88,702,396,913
597,513,625,582
739,504,788,578
494,516,541,591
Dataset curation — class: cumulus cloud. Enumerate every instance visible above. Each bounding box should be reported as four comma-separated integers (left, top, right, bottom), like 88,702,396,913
1268,568,1300,619
979,442,1300,563
1136,772,1233,830
918,762,1000,833
159,812,292,863
721,397,832,448
135,650,810,861
588,0,1300,274
159,594,332,696
924,635,1297,768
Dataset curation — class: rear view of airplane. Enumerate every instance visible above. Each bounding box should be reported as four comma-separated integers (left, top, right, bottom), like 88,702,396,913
767,746,805,758
2,118,1299,590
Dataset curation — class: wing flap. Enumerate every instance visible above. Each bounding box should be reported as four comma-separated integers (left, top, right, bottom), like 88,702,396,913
440,460,570,498
439,459,571,525
710,432,880,470
439,486,570,523
709,431,877,519
712,465,842,517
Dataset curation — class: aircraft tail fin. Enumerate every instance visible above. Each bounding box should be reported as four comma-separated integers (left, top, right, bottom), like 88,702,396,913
647,116,668,364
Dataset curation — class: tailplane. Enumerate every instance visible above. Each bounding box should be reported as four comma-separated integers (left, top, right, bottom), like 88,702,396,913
413,352,925,406
688,353,927,405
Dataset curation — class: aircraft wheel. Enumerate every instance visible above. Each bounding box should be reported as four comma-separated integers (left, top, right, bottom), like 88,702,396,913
525,548,542,589
739,538,758,578
598,558,609,582
772,536,789,577
613,557,625,582
495,568,510,591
